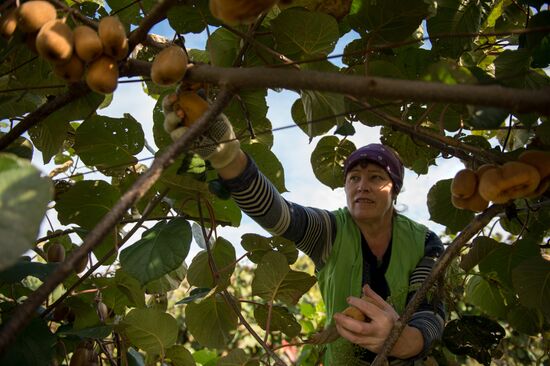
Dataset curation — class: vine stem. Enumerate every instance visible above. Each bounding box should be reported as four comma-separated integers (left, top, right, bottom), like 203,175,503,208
126,61,550,116
371,203,506,365
0,89,235,354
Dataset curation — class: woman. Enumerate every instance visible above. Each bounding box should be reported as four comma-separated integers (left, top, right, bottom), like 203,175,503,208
163,95,445,365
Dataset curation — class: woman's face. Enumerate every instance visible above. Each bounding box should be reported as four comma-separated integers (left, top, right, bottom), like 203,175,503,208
344,162,394,223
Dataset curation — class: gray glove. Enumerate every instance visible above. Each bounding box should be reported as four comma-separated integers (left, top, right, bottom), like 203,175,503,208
162,93,240,169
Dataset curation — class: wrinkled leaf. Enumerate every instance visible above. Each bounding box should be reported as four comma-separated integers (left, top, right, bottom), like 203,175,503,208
310,136,356,189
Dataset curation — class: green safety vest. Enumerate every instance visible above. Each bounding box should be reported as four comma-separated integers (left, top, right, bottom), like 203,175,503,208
317,208,427,365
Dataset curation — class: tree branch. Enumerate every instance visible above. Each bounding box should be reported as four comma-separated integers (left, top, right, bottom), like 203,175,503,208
0,82,90,151
371,203,506,365
127,0,179,53
0,88,235,355
125,61,550,115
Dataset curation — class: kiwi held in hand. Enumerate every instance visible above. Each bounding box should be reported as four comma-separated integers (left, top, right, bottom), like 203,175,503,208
0,9,18,39
150,46,188,86
86,55,118,94
16,0,57,33
98,16,128,61
451,168,477,199
47,242,65,262
73,25,103,62
54,53,84,83
36,19,74,64
174,92,209,127
209,0,279,24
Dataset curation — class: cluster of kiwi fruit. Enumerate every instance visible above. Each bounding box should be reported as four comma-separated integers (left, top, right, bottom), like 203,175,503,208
0,1,128,94
451,150,550,212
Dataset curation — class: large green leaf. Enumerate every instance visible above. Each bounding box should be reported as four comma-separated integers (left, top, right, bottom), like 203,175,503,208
271,8,339,58
0,154,52,271
187,237,236,289
252,251,316,305
460,236,501,272
185,294,239,349
512,256,550,320
240,233,298,265
207,28,240,67
507,302,544,335
73,114,145,172
166,345,196,366
167,1,214,34
494,49,550,89
29,92,104,164
0,135,34,160
144,265,187,294
310,136,356,190
0,317,56,366
217,349,259,366
121,308,179,358
380,126,439,174
55,180,121,230
427,0,492,59
241,142,287,193
115,269,146,308
464,275,507,319
254,304,301,338
107,0,141,27
0,260,58,283
426,179,474,234
120,218,192,285
349,0,433,44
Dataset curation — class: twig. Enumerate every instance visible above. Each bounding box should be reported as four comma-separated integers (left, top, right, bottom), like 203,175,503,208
371,203,506,365
125,61,550,115
0,89,234,354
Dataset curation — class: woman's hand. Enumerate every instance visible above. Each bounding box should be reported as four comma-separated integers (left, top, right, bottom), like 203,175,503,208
334,284,398,353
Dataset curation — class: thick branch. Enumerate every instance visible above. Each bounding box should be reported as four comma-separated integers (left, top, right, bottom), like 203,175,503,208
0,89,235,355
0,82,90,151
125,61,550,115
371,204,506,365
127,0,179,53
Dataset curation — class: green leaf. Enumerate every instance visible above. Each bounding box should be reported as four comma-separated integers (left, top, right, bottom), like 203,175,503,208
271,8,339,58
512,256,550,320
460,236,501,272
0,134,34,160
127,348,146,366
468,107,509,129
120,218,192,285
240,233,298,265
175,287,211,305
29,92,104,163
349,0,432,44
0,154,52,271
107,0,141,26
115,269,146,308
507,303,544,335
187,237,236,289
427,0,492,58
380,126,439,175
58,325,113,339
55,180,121,230
185,294,239,349
166,345,196,366
167,2,212,34
426,179,474,234
207,28,240,67
193,349,218,365
254,304,301,338
494,49,550,89
310,136,356,189
217,349,259,366
0,317,56,366
144,264,187,294
241,142,287,193
252,251,316,305
0,260,58,283
464,275,507,319
73,114,145,172
443,316,505,366
122,308,178,358
74,227,119,266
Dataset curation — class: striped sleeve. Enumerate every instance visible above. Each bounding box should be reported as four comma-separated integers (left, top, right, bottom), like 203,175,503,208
221,155,336,267
406,230,446,356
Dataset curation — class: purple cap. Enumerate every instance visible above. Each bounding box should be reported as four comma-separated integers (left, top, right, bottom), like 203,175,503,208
343,144,404,193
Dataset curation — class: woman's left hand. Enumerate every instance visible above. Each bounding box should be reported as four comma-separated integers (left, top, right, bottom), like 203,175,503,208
333,284,399,353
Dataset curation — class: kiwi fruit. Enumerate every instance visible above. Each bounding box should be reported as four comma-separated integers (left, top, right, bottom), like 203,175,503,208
17,0,57,33
36,19,74,64
451,191,488,212
47,242,65,262
478,161,540,203
174,92,209,127
53,53,84,83
98,16,128,60
0,9,18,39
451,169,477,199
150,46,188,86
209,0,279,24
74,254,88,273
73,25,103,62
86,55,118,94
